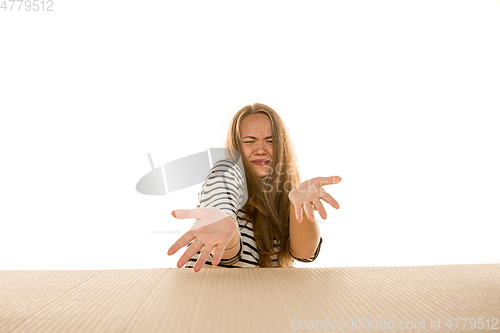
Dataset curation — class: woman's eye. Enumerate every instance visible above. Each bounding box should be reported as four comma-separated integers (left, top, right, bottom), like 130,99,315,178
242,141,272,143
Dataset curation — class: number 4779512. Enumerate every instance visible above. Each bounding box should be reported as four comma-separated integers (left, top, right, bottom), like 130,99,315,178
1,0,54,11
445,318,498,330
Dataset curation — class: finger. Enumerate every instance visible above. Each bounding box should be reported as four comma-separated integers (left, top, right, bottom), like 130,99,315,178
177,240,203,268
194,246,213,272
176,241,203,268
312,199,327,219
171,208,201,220
167,231,195,256
316,176,341,186
320,191,340,209
211,243,226,267
303,201,315,221
294,202,303,223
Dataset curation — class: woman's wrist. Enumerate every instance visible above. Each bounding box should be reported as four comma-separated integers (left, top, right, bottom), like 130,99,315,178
225,229,240,251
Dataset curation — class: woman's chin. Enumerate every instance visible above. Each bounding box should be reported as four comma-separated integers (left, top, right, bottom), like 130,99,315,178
250,164,271,178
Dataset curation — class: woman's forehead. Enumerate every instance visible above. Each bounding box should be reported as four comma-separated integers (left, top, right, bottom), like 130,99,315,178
240,114,272,134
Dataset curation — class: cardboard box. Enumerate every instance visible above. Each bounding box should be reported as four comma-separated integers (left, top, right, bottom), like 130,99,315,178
1,264,499,332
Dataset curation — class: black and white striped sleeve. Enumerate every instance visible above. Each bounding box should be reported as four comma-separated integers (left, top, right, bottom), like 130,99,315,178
185,158,245,267
197,158,245,224
288,236,323,263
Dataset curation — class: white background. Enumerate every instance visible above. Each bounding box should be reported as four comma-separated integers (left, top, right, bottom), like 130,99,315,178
1,0,499,270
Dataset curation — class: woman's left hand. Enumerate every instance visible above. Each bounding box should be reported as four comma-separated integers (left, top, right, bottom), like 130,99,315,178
288,176,342,222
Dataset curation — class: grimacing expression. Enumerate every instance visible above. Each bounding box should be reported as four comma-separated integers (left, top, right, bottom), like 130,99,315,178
240,113,273,178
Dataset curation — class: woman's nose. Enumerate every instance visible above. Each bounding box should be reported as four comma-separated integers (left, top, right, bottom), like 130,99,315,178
254,141,267,153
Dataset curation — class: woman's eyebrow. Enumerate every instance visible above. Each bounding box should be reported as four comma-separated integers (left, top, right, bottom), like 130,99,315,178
242,136,273,139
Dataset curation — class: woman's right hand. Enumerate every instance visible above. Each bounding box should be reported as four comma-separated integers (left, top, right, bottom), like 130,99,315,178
167,207,239,272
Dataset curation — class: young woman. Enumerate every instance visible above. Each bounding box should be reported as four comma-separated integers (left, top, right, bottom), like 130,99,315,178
167,103,341,272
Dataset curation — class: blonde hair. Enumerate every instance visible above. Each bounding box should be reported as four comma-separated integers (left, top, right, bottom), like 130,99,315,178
225,103,301,268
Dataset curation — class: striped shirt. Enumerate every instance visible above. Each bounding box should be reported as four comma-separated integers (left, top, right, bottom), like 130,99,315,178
184,158,322,268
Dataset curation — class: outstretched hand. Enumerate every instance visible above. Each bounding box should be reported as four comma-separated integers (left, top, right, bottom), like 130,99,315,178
288,176,341,222
167,207,239,272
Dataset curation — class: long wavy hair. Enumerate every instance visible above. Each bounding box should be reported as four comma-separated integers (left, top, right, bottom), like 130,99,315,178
224,103,301,268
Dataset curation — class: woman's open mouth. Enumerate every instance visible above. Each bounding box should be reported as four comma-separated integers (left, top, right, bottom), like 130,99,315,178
252,160,270,166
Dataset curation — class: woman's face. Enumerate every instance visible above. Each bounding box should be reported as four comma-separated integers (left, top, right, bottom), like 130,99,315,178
240,113,273,178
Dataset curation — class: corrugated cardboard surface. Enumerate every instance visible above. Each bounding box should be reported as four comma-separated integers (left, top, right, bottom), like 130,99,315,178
1,264,499,333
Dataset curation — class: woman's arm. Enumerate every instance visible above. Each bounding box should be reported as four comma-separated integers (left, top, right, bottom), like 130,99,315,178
288,176,340,260
218,222,241,260
289,202,321,259
197,159,244,260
